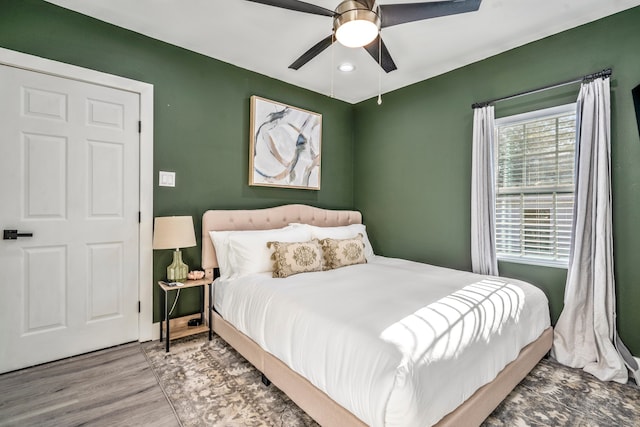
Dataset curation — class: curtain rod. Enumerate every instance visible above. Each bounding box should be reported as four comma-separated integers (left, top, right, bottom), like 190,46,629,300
471,68,612,109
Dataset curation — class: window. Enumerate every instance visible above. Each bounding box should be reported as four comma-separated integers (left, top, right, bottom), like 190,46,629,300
494,104,576,267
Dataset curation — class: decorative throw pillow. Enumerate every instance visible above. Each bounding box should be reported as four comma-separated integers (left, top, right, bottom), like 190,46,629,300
289,223,376,261
267,239,323,278
320,234,367,270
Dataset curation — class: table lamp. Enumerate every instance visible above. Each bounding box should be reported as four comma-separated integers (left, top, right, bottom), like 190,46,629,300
152,216,197,282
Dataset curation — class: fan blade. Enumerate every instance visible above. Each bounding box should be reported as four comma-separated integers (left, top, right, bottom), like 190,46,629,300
363,36,397,73
289,35,335,70
380,0,482,28
244,0,334,17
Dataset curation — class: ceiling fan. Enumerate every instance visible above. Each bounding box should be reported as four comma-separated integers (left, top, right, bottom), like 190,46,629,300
244,0,482,73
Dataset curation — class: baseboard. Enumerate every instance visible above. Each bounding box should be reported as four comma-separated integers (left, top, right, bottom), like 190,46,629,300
150,322,161,341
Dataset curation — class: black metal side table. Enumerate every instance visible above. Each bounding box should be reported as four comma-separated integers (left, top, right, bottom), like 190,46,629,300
158,278,213,352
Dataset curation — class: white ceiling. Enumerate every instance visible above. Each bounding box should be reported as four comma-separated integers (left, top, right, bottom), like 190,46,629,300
45,0,640,104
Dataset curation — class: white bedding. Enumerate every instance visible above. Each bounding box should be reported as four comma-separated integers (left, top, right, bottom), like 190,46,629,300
213,256,550,427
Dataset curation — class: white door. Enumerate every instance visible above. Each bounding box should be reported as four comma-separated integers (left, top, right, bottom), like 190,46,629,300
0,64,140,373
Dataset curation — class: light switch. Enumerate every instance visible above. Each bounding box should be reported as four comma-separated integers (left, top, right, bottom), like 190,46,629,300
159,171,176,187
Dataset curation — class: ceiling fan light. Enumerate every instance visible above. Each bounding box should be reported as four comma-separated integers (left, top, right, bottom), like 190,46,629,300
333,2,381,48
336,20,379,48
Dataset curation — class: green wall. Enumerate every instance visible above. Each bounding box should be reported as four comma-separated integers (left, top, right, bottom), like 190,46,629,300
353,7,640,354
0,0,355,321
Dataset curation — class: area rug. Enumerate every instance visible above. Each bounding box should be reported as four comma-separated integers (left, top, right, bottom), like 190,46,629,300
143,334,316,427
484,357,640,426
142,334,640,427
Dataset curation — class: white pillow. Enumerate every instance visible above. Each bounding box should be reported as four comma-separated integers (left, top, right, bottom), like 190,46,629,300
209,230,235,280
226,226,313,278
291,223,375,261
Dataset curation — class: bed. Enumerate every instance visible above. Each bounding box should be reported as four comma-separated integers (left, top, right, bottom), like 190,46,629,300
201,204,552,427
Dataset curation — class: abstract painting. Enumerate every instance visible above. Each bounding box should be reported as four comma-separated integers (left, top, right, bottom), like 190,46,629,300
249,96,322,190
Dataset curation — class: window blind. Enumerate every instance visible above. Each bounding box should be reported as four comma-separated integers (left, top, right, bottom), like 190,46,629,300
495,106,576,266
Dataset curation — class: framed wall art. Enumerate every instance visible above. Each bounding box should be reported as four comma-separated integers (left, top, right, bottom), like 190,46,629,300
249,95,322,190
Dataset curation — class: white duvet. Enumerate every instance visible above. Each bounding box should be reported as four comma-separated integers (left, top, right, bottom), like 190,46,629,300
214,256,550,427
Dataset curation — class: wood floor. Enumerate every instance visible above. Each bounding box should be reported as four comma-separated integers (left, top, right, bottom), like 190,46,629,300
0,343,179,427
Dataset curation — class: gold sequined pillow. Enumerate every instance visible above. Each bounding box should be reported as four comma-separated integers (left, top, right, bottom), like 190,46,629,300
320,234,367,270
266,240,323,278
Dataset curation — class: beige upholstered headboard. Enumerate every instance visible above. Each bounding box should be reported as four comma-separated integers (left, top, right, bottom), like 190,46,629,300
201,204,362,278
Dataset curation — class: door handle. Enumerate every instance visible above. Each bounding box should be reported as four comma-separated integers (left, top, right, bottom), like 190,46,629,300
3,229,33,240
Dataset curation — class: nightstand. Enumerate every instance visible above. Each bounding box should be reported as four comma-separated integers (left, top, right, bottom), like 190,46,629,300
158,278,213,352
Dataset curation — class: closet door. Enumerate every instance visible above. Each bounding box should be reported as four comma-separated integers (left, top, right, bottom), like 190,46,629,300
0,63,140,373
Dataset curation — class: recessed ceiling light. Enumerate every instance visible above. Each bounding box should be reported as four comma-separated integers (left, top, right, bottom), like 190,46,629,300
338,63,355,72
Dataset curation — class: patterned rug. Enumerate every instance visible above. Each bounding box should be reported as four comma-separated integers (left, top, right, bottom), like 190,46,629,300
142,334,640,427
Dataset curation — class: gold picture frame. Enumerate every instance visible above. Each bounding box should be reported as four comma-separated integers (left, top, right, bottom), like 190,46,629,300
249,95,322,190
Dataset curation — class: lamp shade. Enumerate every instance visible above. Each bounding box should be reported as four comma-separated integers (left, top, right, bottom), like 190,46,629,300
152,216,196,250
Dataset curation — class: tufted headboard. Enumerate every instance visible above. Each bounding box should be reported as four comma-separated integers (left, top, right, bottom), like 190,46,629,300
201,204,362,278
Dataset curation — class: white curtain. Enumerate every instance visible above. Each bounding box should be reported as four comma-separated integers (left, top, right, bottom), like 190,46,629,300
552,77,639,384
471,105,499,276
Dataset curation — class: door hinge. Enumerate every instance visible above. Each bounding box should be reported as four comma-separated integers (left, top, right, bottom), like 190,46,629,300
138,301,141,313
138,211,141,223
138,121,141,133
